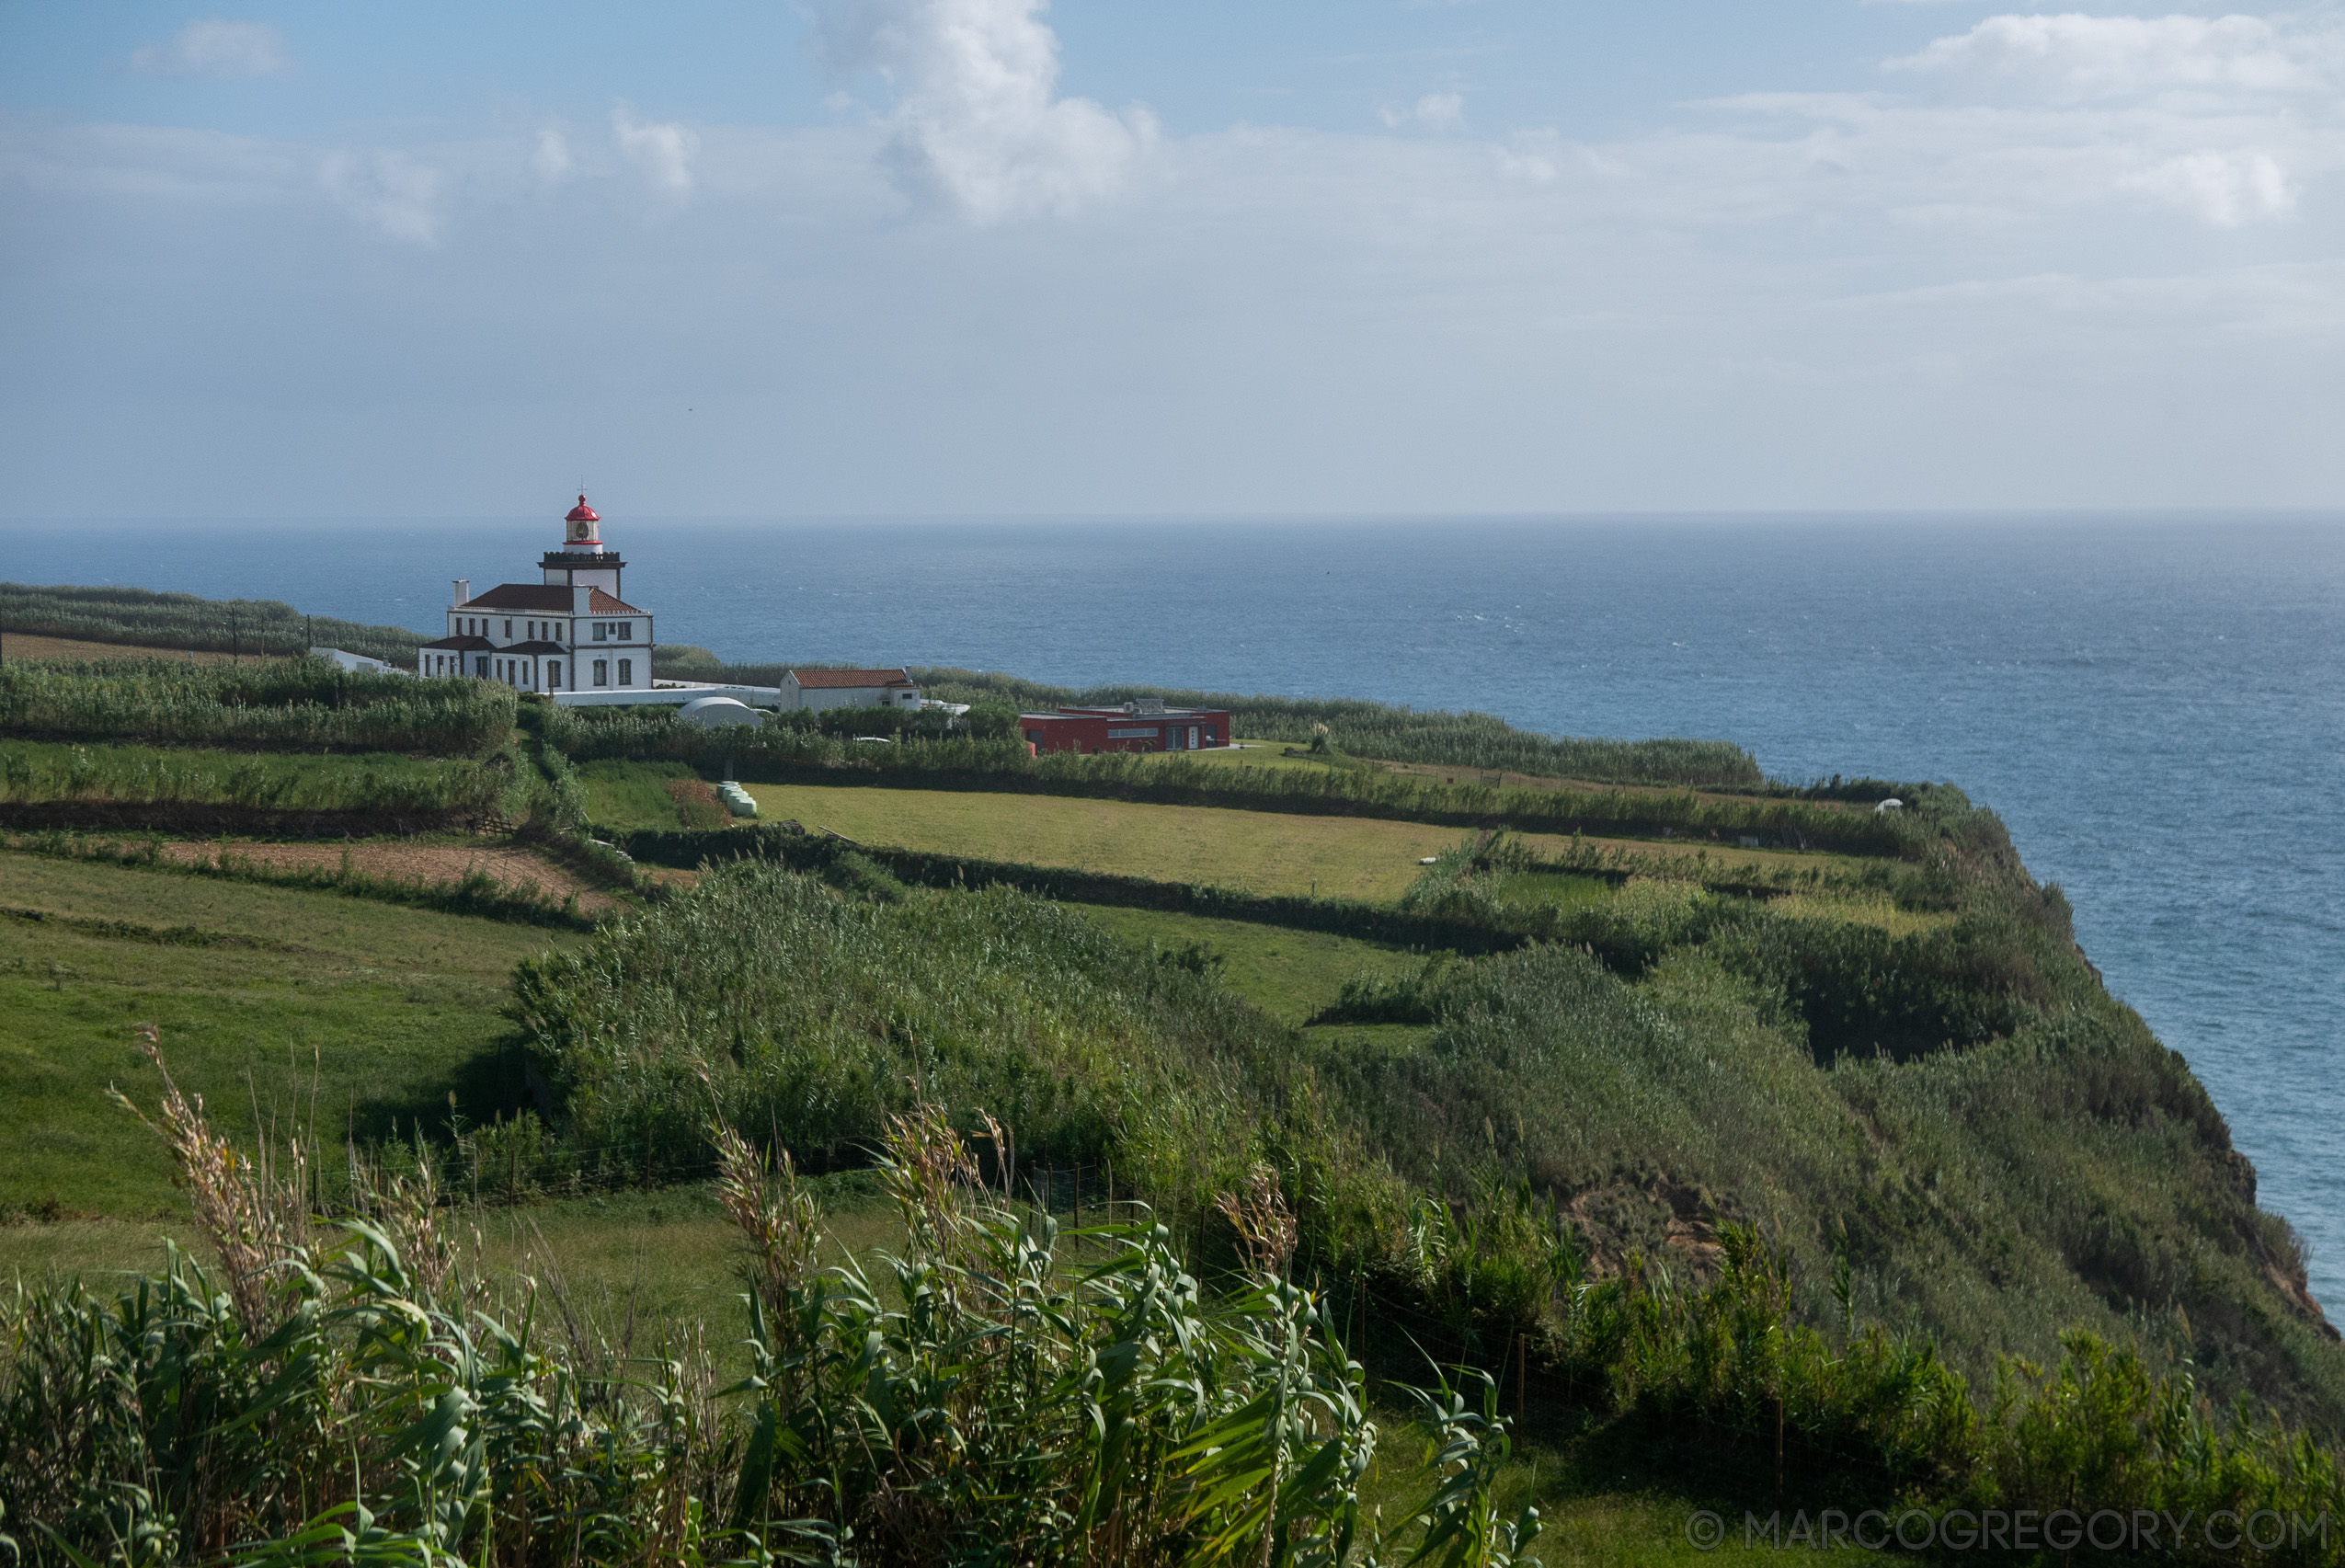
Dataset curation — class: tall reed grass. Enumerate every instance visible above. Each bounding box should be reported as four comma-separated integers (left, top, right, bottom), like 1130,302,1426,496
0,580,423,665
509,857,2345,1450
0,740,509,817
0,1032,1539,1566
0,658,513,755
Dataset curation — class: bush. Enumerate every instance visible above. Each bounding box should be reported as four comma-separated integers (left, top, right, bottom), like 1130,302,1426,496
509,861,1295,1180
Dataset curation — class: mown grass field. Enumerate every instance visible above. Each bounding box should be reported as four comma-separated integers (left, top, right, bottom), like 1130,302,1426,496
0,850,576,1218
1072,903,1428,1023
741,781,1543,900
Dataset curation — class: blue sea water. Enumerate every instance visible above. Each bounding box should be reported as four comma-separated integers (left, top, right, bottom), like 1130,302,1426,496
9,513,2341,1306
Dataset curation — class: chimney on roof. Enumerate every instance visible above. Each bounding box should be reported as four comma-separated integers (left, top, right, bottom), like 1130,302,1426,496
572,584,590,615
452,578,470,608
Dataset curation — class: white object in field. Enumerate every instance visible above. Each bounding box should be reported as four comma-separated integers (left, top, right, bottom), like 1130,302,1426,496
1739,836,1761,847
715,781,758,817
310,647,408,677
1875,798,1905,813
678,696,761,727
1419,856,1439,864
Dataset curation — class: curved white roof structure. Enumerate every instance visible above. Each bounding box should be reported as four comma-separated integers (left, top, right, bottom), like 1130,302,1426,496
679,695,762,727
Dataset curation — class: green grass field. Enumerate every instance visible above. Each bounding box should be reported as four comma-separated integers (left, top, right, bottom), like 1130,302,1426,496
0,850,576,1219
739,781,1553,901
577,757,704,831
1074,903,1429,1022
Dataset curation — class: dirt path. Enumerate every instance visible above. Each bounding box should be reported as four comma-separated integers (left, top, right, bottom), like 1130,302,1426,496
155,840,616,910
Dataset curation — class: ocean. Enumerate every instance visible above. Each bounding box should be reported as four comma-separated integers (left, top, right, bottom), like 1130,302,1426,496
10,512,2341,1306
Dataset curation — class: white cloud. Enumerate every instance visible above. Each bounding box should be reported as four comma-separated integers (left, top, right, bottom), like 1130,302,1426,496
2122,148,2297,225
1886,14,2320,100
821,0,1156,222
532,129,574,185
320,149,440,245
1382,92,1465,132
614,105,699,198
130,18,292,79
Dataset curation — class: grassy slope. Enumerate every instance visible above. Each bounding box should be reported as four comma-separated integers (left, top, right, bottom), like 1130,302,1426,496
1073,904,1427,1023
577,757,702,831
0,851,575,1217
740,780,1551,900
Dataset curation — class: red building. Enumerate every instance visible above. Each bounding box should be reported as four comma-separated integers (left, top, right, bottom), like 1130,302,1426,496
1020,701,1230,754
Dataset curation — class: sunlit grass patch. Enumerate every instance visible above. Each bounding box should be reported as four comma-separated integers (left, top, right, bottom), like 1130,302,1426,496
1767,890,1956,938
738,781,1558,901
1073,903,1428,1022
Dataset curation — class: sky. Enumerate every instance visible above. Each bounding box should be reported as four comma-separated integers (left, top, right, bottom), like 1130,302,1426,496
2,0,2341,518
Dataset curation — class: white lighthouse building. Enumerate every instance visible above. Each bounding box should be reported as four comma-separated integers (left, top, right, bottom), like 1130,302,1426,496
419,494,655,694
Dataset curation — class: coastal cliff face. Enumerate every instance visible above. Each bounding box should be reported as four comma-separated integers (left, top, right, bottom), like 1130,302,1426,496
1304,797,2345,1432
517,791,2345,1438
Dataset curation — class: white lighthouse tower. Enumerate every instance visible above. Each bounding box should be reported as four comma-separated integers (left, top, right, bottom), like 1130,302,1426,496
543,494,627,597
418,492,656,693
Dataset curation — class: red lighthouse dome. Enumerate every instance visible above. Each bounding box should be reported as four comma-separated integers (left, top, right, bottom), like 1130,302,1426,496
562,493,601,547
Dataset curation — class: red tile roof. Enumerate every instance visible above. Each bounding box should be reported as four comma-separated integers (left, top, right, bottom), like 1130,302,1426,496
788,667,915,689
460,583,644,614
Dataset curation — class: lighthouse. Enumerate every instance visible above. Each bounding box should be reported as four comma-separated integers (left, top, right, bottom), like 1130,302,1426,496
418,493,657,693
543,494,626,598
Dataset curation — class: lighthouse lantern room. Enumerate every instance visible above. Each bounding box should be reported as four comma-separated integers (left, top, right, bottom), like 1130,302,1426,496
418,494,656,694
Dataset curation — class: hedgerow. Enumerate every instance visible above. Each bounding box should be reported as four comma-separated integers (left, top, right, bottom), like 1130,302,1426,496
0,657,514,754
553,712,1922,854
0,579,424,665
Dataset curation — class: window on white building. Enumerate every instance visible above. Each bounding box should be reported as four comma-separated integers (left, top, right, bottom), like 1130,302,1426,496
617,622,632,641
593,623,607,642
618,658,633,685
593,659,609,687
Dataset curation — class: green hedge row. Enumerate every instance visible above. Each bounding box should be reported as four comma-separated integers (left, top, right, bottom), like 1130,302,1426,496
611,823,1530,955
1,580,425,665
0,658,514,755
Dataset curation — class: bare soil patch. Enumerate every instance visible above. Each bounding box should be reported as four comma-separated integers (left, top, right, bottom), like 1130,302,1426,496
156,839,616,910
